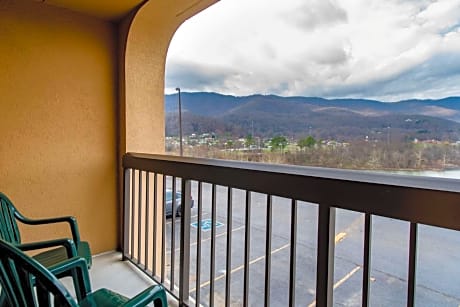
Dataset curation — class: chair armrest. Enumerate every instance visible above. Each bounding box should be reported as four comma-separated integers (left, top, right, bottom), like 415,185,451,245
48,257,92,301
123,285,167,307
16,238,77,258
15,213,81,244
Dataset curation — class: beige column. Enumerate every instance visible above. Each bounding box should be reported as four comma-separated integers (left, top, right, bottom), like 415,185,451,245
119,0,217,275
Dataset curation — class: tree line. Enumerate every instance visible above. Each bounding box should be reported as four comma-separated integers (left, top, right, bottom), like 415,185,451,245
173,137,460,171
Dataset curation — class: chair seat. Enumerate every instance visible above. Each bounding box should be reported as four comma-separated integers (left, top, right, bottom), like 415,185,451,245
33,241,92,268
0,239,168,306
80,288,129,307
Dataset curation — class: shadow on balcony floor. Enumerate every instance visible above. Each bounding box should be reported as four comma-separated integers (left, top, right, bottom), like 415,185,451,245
62,251,178,306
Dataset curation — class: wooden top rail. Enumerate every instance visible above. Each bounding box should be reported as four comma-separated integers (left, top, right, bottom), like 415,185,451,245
123,152,460,231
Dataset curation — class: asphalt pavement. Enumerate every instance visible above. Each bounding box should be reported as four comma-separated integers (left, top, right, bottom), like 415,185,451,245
163,182,460,306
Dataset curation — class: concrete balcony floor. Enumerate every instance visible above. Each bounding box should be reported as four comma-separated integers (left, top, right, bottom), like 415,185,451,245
62,251,177,306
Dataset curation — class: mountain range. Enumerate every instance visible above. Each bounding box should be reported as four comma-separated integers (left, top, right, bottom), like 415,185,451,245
165,92,460,142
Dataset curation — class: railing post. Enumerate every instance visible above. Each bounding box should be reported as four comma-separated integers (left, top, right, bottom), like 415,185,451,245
122,168,131,260
362,213,372,307
407,222,418,307
179,179,192,306
316,205,336,307
288,199,297,307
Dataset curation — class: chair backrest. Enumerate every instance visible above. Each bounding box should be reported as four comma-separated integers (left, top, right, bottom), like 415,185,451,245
0,193,21,244
0,239,77,307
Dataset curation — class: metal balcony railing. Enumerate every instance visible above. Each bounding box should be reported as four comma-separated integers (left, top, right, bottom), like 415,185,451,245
122,152,460,307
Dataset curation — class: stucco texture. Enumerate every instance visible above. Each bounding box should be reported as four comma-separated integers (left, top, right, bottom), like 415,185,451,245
0,1,118,253
0,0,217,254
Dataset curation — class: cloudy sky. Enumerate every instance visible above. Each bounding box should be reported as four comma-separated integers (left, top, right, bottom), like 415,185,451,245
165,0,460,102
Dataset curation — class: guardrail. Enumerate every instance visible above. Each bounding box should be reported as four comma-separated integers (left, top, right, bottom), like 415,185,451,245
122,152,460,307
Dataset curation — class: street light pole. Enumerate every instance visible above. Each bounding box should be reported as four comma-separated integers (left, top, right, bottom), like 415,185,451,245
176,87,183,156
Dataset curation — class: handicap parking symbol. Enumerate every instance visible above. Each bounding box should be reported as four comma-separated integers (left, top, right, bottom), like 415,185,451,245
191,219,224,231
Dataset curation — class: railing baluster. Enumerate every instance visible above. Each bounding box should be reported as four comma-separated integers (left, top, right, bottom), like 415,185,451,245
121,154,460,307
407,222,418,307
122,168,131,259
161,175,166,284
179,179,192,305
316,205,336,307
289,199,297,307
137,170,143,264
131,169,136,259
152,173,158,277
243,190,251,307
264,195,273,307
196,182,203,305
362,213,372,307
171,177,177,291
225,187,233,307
145,172,150,271
210,184,217,307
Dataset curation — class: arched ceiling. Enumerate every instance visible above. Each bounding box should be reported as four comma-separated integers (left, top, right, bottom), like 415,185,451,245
37,0,145,20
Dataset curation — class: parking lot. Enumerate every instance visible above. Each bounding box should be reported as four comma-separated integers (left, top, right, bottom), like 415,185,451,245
164,183,460,306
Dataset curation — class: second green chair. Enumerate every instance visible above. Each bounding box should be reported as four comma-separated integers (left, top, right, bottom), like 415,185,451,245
0,192,92,271
0,239,167,306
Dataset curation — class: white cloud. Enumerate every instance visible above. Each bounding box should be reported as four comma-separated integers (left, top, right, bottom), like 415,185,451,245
416,0,460,32
281,0,348,31
166,0,460,101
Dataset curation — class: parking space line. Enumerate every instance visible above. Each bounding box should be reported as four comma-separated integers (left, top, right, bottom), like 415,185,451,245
191,225,246,247
166,212,209,225
189,229,352,293
307,265,361,307
303,227,355,306
175,215,359,299
165,277,201,307
335,232,347,243
190,243,290,293
334,265,361,289
166,225,246,255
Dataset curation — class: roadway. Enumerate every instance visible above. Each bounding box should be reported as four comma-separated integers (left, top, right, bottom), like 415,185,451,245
165,183,460,306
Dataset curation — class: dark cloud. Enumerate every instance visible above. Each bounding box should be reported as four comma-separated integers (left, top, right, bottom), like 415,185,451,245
310,45,350,65
315,52,460,101
268,82,290,94
166,0,460,100
166,60,237,91
284,0,348,31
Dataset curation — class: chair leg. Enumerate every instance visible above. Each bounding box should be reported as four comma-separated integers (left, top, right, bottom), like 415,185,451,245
36,282,51,306
71,270,84,302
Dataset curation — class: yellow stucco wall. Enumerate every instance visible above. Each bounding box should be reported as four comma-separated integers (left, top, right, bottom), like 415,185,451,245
0,1,118,253
0,0,217,254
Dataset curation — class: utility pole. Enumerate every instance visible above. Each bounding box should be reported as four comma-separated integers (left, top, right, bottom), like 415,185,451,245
176,87,183,156
387,126,391,145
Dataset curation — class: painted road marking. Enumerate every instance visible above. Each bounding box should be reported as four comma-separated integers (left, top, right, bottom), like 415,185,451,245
167,225,246,255
190,243,291,293
305,215,363,307
165,277,202,307
335,232,347,243
172,213,358,298
307,265,361,307
166,212,208,225
191,218,224,231
189,229,351,293
191,225,246,247
334,265,361,289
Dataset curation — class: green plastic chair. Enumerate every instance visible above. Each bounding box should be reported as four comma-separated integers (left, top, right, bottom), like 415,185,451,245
0,239,168,306
0,192,92,270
